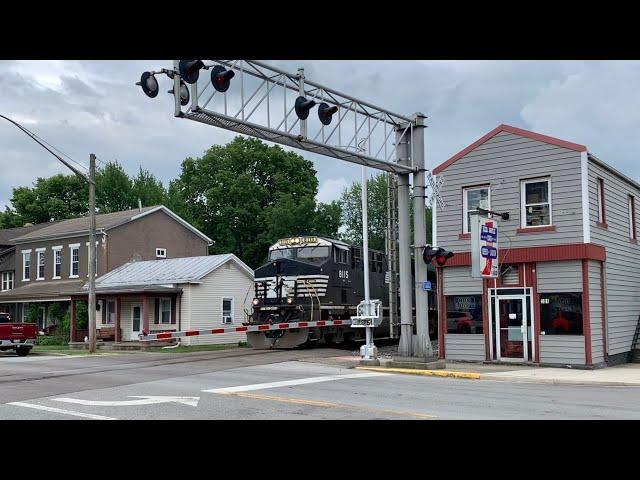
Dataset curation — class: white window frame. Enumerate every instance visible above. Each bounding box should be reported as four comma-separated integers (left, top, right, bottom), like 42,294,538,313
597,178,605,224
22,249,31,282
629,195,637,240
156,248,167,259
69,244,80,278
1,271,14,291
520,177,552,228
36,248,46,280
221,297,234,324
52,246,62,279
462,185,491,233
159,298,171,324
105,300,116,324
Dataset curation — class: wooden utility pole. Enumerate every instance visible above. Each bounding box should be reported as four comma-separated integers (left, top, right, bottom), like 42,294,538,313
88,154,97,353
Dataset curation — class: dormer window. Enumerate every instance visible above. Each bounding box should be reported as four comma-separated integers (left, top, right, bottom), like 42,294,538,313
156,248,167,259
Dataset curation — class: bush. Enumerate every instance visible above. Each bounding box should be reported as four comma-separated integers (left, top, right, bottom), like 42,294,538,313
25,304,39,324
76,302,88,329
35,335,68,346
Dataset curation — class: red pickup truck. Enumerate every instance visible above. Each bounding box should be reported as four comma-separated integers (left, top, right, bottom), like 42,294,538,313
0,312,37,357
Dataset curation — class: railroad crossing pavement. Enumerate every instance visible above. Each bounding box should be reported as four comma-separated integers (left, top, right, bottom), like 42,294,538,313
1,348,640,419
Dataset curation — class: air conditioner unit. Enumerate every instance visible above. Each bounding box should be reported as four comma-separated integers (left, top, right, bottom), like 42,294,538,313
222,316,233,324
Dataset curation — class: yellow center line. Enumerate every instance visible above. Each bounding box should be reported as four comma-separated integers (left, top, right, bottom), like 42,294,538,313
223,391,437,419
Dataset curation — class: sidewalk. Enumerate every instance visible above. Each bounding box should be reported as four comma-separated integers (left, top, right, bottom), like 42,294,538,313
311,355,640,386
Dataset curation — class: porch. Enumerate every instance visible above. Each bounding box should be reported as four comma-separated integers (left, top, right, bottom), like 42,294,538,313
69,287,183,343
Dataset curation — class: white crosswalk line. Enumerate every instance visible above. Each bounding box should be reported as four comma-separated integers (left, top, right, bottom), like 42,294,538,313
203,371,390,394
8,401,116,420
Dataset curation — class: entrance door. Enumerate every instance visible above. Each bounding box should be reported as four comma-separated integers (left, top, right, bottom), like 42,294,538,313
131,304,142,340
497,297,528,361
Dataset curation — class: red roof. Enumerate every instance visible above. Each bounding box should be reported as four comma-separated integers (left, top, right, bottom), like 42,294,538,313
432,124,587,175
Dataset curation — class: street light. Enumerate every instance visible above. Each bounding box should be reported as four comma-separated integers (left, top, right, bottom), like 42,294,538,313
0,114,98,354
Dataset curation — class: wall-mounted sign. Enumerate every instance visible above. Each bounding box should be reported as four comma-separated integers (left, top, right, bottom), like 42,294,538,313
471,214,499,278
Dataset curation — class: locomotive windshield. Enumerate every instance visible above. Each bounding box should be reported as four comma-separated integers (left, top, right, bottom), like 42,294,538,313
268,246,330,262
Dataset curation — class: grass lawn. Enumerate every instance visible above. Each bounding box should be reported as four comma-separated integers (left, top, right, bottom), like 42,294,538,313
144,342,249,354
30,345,95,356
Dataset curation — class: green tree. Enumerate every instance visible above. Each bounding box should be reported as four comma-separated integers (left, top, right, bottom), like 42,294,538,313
132,167,167,207
338,172,432,252
76,302,88,330
9,174,89,224
95,161,135,213
167,136,320,268
26,304,40,324
0,206,24,228
313,201,342,238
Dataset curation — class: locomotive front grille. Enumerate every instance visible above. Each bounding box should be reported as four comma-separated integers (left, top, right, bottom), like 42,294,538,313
255,275,329,298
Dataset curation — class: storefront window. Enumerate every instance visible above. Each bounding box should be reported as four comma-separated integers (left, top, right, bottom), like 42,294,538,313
540,293,583,335
446,295,483,334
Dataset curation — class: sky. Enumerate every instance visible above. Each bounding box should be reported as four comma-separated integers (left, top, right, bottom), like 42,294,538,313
1,60,639,210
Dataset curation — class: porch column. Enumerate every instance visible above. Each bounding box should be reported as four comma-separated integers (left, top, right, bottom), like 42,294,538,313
115,297,122,343
142,295,149,333
69,299,76,343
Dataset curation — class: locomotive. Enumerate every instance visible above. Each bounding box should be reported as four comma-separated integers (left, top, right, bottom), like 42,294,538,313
245,235,437,349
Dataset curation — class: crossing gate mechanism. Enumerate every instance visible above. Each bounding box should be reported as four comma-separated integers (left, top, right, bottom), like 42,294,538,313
139,319,353,342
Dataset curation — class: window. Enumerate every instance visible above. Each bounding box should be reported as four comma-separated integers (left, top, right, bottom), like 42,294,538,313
463,186,490,233
105,300,116,324
540,293,583,335
597,178,606,224
156,248,167,259
53,248,62,279
158,298,171,323
1,272,14,291
521,178,551,227
352,248,362,268
22,250,31,281
69,245,79,277
446,295,483,334
296,246,329,260
222,298,233,324
36,249,45,280
333,247,348,264
629,195,636,240
269,248,294,261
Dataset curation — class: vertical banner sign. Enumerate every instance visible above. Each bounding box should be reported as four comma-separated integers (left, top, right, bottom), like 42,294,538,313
471,214,499,278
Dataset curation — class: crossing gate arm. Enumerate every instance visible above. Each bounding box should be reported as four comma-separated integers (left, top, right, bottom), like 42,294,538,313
139,319,353,341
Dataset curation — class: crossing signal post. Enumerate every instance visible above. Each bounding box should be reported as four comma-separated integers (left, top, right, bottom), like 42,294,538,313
134,59,436,362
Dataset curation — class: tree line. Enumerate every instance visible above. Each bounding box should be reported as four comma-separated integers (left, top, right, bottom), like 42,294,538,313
0,136,431,268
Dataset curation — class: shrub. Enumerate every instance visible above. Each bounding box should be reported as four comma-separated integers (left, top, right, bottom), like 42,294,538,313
35,335,68,346
25,304,40,324
76,302,88,329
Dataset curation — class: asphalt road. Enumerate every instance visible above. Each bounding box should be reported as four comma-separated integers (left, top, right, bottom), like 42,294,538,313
1,348,639,420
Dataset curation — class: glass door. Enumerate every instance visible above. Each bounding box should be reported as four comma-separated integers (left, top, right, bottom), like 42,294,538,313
131,304,141,340
497,297,528,361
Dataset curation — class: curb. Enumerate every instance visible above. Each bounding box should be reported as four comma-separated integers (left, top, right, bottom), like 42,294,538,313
356,366,481,380
482,375,640,387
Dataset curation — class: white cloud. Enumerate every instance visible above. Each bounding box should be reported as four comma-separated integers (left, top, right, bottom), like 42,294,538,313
317,178,348,203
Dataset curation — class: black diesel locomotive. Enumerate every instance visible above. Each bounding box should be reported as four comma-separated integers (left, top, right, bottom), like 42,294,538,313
245,235,436,349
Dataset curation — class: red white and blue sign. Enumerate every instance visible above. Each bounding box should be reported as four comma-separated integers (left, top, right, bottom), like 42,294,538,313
471,214,499,278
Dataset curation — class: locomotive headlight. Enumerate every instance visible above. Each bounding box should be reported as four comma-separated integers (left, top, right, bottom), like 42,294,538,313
286,297,294,305
252,298,260,306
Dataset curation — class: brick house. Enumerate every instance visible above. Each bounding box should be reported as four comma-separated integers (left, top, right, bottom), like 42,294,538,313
432,124,640,367
0,205,212,335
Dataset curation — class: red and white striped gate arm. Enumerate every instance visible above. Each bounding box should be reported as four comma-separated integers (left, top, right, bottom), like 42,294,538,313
139,319,353,341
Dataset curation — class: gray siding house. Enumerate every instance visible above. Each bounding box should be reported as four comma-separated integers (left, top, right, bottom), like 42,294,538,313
431,124,640,367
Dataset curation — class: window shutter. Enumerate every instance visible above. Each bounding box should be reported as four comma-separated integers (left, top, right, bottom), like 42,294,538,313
154,298,159,325
171,297,176,324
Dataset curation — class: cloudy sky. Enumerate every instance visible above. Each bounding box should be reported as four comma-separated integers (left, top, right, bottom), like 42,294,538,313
1,60,639,210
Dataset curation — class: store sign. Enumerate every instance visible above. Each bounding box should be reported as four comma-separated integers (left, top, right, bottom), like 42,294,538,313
471,214,499,278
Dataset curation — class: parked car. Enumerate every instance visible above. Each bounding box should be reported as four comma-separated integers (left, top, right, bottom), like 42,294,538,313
0,312,37,357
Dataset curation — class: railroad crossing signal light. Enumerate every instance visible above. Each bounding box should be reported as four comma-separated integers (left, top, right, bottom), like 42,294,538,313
295,96,317,120
211,65,235,92
168,79,190,106
422,245,455,266
435,249,454,266
318,102,338,125
178,60,205,84
136,72,159,98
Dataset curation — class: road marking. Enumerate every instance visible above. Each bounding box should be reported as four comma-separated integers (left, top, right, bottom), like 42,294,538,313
228,392,436,419
357,366,481,379
53,396,200,407
203,372,390,394
8,401,116,420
